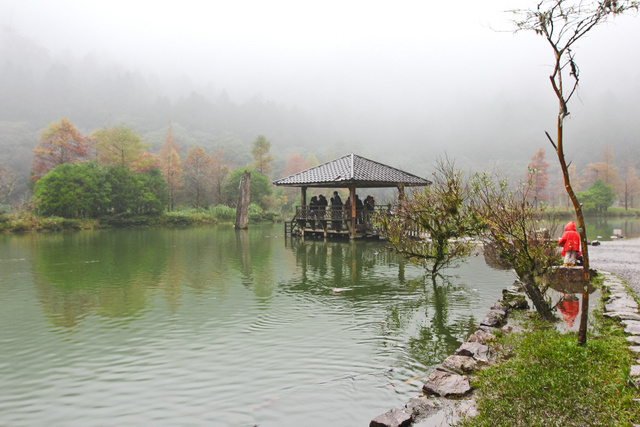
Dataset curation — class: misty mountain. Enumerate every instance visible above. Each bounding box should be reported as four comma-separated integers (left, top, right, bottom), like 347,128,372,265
1,23,639,202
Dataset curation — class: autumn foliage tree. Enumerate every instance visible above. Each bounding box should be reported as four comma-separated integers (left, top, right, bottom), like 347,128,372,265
211,148,230,205
283,153,310,177
250,135,274,177
275,153,311,213
92,125,151,170
31,118,92,182
182,146,212,209
580,145,621,191
621,161,640,209
159,125,183,210
526,147,550,202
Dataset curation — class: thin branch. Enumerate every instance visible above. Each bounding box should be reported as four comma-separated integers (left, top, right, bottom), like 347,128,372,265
545,131,558,150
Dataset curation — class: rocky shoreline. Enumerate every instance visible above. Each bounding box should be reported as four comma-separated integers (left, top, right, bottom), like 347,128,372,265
370,258,640,427
370,285,529,427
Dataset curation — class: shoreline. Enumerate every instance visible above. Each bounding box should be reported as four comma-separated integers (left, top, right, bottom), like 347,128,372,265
370,238,640,427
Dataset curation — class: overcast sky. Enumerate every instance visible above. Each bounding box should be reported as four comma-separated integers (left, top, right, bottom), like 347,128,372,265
5,0,637,101
2,0,639,167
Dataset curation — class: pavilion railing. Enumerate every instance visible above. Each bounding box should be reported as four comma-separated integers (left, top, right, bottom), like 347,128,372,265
293,205,424,238
293,205,415,235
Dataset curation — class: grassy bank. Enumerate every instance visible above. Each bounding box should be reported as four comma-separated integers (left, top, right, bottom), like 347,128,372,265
0,205,279,232
460,311,639,426
0,212,99,232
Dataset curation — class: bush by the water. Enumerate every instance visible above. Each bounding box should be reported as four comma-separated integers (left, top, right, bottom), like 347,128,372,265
209,205,235,221
0,212,97,231
33,162,169,218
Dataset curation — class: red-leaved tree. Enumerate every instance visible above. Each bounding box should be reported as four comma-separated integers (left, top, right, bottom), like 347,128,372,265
31,118,92,182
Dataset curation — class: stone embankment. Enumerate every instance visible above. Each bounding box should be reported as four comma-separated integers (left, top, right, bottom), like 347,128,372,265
370,267,640,427
370,286,529,427
600,271,640,388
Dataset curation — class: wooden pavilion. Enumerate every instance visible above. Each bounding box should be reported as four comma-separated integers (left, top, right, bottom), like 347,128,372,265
273,153,431,239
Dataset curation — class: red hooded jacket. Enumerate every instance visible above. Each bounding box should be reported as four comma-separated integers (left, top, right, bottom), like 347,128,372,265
558,221,580,256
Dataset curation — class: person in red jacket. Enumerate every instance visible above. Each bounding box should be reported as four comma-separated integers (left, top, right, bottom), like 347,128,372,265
558,221,581,266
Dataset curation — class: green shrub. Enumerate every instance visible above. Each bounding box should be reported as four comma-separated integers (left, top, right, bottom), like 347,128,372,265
210,205,235,221
248,203,263,222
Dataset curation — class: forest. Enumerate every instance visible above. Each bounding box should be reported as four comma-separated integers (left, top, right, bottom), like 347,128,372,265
0,25,639,215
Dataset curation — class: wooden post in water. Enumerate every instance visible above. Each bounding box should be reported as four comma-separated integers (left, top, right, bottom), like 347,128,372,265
235,171,251,229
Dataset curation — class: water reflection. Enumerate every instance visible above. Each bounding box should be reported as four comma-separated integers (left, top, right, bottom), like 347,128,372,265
1,225,518,426
558,294,580,327
28,229,504,368
284,238,491,367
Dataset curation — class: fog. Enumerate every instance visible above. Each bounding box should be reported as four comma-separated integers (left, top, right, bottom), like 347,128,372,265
2,0,639,180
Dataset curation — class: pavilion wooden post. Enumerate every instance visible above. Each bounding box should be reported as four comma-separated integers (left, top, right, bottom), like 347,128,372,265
349,185,356,239
301,186,307,207
235,171,251,229
397,184,405,210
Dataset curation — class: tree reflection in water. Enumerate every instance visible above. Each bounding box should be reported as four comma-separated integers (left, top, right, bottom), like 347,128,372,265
29,225,506,373
285,237,488,368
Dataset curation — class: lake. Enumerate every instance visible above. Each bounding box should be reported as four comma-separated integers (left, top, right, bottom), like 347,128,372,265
584,216,640,241
0,223,536,426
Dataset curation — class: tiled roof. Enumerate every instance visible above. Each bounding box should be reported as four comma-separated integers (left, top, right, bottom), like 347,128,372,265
273,153,431,188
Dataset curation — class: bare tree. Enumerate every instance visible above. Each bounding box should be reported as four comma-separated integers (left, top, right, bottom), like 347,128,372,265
512,0,638,344
376,158,483,282
472,172,560,321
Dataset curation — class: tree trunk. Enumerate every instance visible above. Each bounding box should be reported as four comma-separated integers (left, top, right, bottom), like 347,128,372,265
522,277,555,322
235,171,251,230
554,113,590,345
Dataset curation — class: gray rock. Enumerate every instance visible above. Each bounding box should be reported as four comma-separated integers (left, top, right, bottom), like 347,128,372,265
629,346,640,355
603,312,640,321
503,284,524,295
467,329,496,345
490,304,508,315
422,369,471,397
626,336,640,345
607,286,628,295
607,292,632,301
480,310,506,328
404,397,439,418
441,355,477,374
455,342,491,364
625,324,640,336
622,320,640,328
477,325,499,334
505,295,529,310
630,365,640,378
605,300,639,313
370,408,412,427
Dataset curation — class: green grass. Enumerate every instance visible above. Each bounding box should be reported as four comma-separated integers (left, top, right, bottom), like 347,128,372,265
0,205,281,231
0,212,98,231
461,313,640,427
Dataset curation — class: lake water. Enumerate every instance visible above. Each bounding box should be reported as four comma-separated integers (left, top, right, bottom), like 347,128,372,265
584,216,640,241
0,223,526,426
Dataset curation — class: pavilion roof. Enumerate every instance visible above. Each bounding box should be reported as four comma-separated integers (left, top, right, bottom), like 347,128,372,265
272,153,431,188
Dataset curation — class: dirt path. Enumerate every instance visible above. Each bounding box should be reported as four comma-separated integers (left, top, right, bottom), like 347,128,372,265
588,238,640,296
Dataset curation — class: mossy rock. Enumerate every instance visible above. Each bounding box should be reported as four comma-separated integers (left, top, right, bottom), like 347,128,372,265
502,292,529,310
